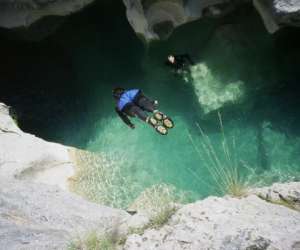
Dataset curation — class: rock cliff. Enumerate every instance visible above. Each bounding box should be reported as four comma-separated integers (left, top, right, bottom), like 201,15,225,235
124,182,300,250
0,0,94,29
123,0,300,41
0,103,129,249
1,102,300,249
254,0,300,33
0,0,299,42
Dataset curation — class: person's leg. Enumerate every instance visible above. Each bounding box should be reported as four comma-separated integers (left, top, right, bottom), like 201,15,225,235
124,103,157,127
135,93,157,112
128,105,148,122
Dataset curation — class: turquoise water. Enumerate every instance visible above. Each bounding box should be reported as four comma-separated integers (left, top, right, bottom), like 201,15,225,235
61,3,300,207
1,2,300,208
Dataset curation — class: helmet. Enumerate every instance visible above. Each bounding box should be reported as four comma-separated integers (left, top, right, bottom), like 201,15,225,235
167,54,175,63
112,87,125,99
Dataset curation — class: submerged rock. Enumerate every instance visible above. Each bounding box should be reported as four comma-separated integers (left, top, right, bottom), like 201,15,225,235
187,63,244,114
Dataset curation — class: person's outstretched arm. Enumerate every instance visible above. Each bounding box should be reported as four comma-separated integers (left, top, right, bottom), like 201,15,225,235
115,107,135,129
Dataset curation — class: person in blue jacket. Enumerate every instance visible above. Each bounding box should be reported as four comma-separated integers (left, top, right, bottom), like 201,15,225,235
113,87,158,129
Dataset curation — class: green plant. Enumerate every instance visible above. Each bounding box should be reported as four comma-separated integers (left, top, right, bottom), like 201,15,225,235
147,206,177,229
68,232,115,250
129,205,177,234
129,183,186,226
116,206,177,246
69,184,183,248
133,185,180,229
188,112,249,197
257,193,300,211
68,205,177,249
115,184,183,246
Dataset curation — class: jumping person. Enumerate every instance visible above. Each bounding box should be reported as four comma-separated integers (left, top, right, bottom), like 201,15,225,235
113,87,174,135
113,88,158,129
165,53,195,74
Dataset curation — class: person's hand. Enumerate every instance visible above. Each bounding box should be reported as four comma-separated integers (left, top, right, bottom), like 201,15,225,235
130,124,135,129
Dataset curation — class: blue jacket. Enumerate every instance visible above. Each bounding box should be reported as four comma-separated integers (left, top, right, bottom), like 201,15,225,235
117,89,140,111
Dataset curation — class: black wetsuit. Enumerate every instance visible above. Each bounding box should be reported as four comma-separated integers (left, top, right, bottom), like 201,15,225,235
115,90,156,128
165,54,195,72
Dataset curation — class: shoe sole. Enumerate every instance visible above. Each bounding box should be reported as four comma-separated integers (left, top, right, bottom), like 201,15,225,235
156,125,168,135
154,112,165,121
149,117,158,127
163,118,174,128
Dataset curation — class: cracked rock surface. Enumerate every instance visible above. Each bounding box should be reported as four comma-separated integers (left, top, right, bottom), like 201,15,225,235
1,102,300,249
124,194,300,250
0,103,129,250
123,0,238,41
123,0,300,41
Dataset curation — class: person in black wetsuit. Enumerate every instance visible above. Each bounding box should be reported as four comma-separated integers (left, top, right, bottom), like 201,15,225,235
113,87,158,129
165,54,195,73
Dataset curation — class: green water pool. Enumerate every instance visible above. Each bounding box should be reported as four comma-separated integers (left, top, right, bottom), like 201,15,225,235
56,3,300,208
1,2,300,208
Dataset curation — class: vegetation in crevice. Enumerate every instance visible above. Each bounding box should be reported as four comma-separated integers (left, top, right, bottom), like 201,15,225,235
68,183,182,249
257,193,300,211
68,232,115,250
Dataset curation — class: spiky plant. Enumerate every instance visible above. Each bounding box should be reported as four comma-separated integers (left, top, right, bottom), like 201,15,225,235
188,112,249,197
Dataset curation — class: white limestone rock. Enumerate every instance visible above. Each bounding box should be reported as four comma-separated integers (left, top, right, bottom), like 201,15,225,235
124,0,300,41
2,102,300,250
0,0,94,29
250,182,300,210
254,0,300,33
122,0,237,42
187,63,244,114
124,194,300,249
0,103,129,249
